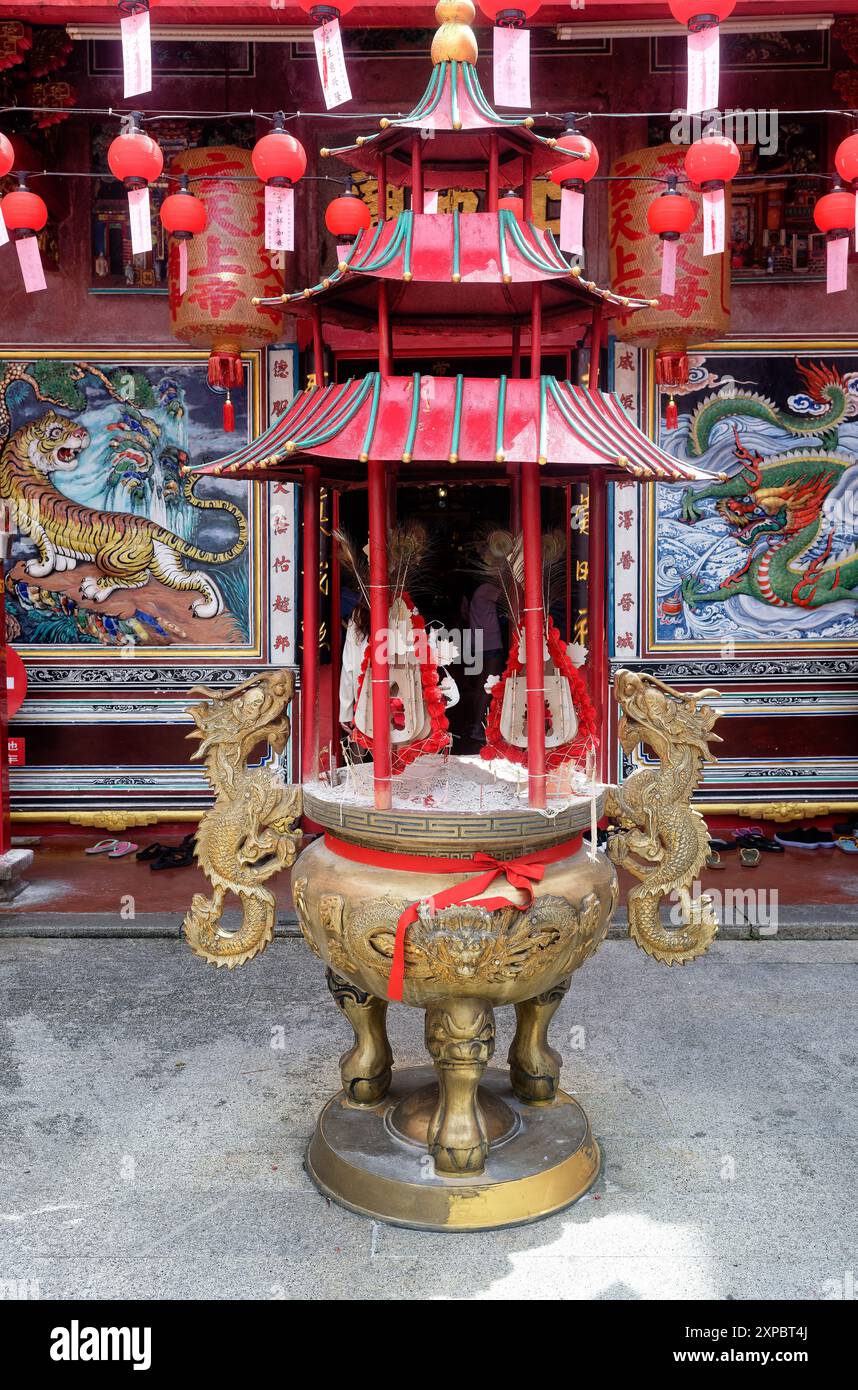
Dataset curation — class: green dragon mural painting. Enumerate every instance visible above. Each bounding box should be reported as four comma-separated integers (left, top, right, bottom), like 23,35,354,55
655,354,858,646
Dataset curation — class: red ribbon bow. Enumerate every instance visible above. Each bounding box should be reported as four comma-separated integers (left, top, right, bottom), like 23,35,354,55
323,835,580,1003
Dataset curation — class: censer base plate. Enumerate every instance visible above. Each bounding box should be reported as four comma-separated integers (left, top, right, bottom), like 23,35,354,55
305,1065,601,1232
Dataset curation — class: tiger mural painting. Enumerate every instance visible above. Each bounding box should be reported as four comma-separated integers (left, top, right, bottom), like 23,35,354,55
0,409,247,619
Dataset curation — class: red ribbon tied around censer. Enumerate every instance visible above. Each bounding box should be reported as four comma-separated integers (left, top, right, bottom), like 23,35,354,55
324,835,581,1002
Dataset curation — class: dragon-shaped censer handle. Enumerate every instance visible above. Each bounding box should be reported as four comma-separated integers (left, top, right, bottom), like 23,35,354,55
605,668,722,965
183,671,303,968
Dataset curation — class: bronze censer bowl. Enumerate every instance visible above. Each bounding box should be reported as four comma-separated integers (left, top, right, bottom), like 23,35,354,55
182,669,722,1230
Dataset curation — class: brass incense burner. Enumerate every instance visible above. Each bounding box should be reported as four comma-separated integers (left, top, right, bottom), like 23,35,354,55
183,669,721,1230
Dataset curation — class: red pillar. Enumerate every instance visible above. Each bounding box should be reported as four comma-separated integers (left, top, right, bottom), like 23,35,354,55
368,458,393,810
488,133,499,212
587,305,608,780
311,303,325,388
378,280,392,377
330,488,342,767
522,281,546,808
377,153,388,222
411,135,424,213
301,466,321,784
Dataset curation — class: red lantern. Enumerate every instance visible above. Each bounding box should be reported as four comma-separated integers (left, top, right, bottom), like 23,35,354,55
2,184,47,233
325,192,371,238
647,189,695,237
685,134,739,255
251,127,307,187
498,195,524,219
107,125,164,187
2,176,47,293
551,131,598,257
813,188,855,295
0,131,14,179
684,134,740,188
648,184,695,296
297,1,356,13
550,131,599,186
813,189,856,234
479,2,541,19
835,132,858,185
668,0,735,24
160,178,208,300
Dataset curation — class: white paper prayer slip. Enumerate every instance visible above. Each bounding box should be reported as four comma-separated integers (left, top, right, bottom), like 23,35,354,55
264,184,295,252
127,185,153,255
660,237,678,295
120,8,152,100
493,26,530,109
686,25,719,116
16,236,46,293
559,186,585,255
827,234,849,294
702,186,725,256
313,19,352,110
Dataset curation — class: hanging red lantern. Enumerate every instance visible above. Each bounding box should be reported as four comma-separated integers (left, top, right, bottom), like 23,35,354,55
684,133,739,255
814,187,855,294
160,176,207,299
107,116,163,259
835,132,858,184
498,194,525,219
2,175,47,293
252,117,307,254
478,2,540,16
647,179,695,296
296,1,356,14
668,1,736,114
550,129,599,257
325,192,371,238
0,131,14,178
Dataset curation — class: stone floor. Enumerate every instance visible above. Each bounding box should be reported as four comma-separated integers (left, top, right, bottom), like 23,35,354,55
0,934,855,1301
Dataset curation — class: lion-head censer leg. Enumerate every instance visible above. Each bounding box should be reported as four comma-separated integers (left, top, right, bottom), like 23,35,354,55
425,998,496,1175
182,672,303,968
508,976,572,1105
326,969,393,1106
606,670,722,965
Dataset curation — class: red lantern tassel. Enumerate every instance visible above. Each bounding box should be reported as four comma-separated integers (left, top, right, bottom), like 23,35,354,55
223,393,235,433
665,396,679,431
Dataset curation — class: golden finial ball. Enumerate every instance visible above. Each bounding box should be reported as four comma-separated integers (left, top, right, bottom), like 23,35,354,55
435,1,475,22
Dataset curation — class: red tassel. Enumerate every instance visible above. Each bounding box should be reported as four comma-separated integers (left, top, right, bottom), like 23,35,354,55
665,396,679,431
223,394,235,433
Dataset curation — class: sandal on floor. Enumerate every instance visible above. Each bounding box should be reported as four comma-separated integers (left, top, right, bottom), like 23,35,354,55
705,851,726,869
150,835,196,870
136,843,165,861
739,847,761,867
836,837,858,854
85,839,118,855
107,841,138,858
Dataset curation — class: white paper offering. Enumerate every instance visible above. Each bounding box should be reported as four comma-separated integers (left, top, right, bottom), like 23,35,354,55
560,186,584,255
178,240,188,296
660,237,678,296
314,19,352,110
423,189,439,214
127,185,153,255
0,210,8,247
16,236,46,293
120,8,152,100
493,26,530,109
686,26,719,116
264,184,294,252
337,241,352,263
827,234,849,294
702,186,725,256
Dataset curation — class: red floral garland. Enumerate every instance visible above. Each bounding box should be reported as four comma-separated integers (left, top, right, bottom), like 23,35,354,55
353,590,451,774
481,616,598,771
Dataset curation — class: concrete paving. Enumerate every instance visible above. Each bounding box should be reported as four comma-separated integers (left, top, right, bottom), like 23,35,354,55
0,934,856,1301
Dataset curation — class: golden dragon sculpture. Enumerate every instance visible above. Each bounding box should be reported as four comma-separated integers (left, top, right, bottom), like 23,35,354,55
606,669,722,965
183,672,302,968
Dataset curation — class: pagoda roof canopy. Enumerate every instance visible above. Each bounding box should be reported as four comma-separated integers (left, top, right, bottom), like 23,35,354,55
323,58,559,190
258,210,652,333
187,375,722,486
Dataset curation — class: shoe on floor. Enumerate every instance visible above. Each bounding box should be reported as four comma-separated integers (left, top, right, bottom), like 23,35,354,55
733,830,783,853
774,827,835,850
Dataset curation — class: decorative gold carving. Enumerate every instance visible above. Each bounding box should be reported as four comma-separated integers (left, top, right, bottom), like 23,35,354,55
425,997,494,1174
698,801,849,824
607,669,722,965
182,672,302,968
508,976,572,1106
68,811,161,830
326,968,393,1106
